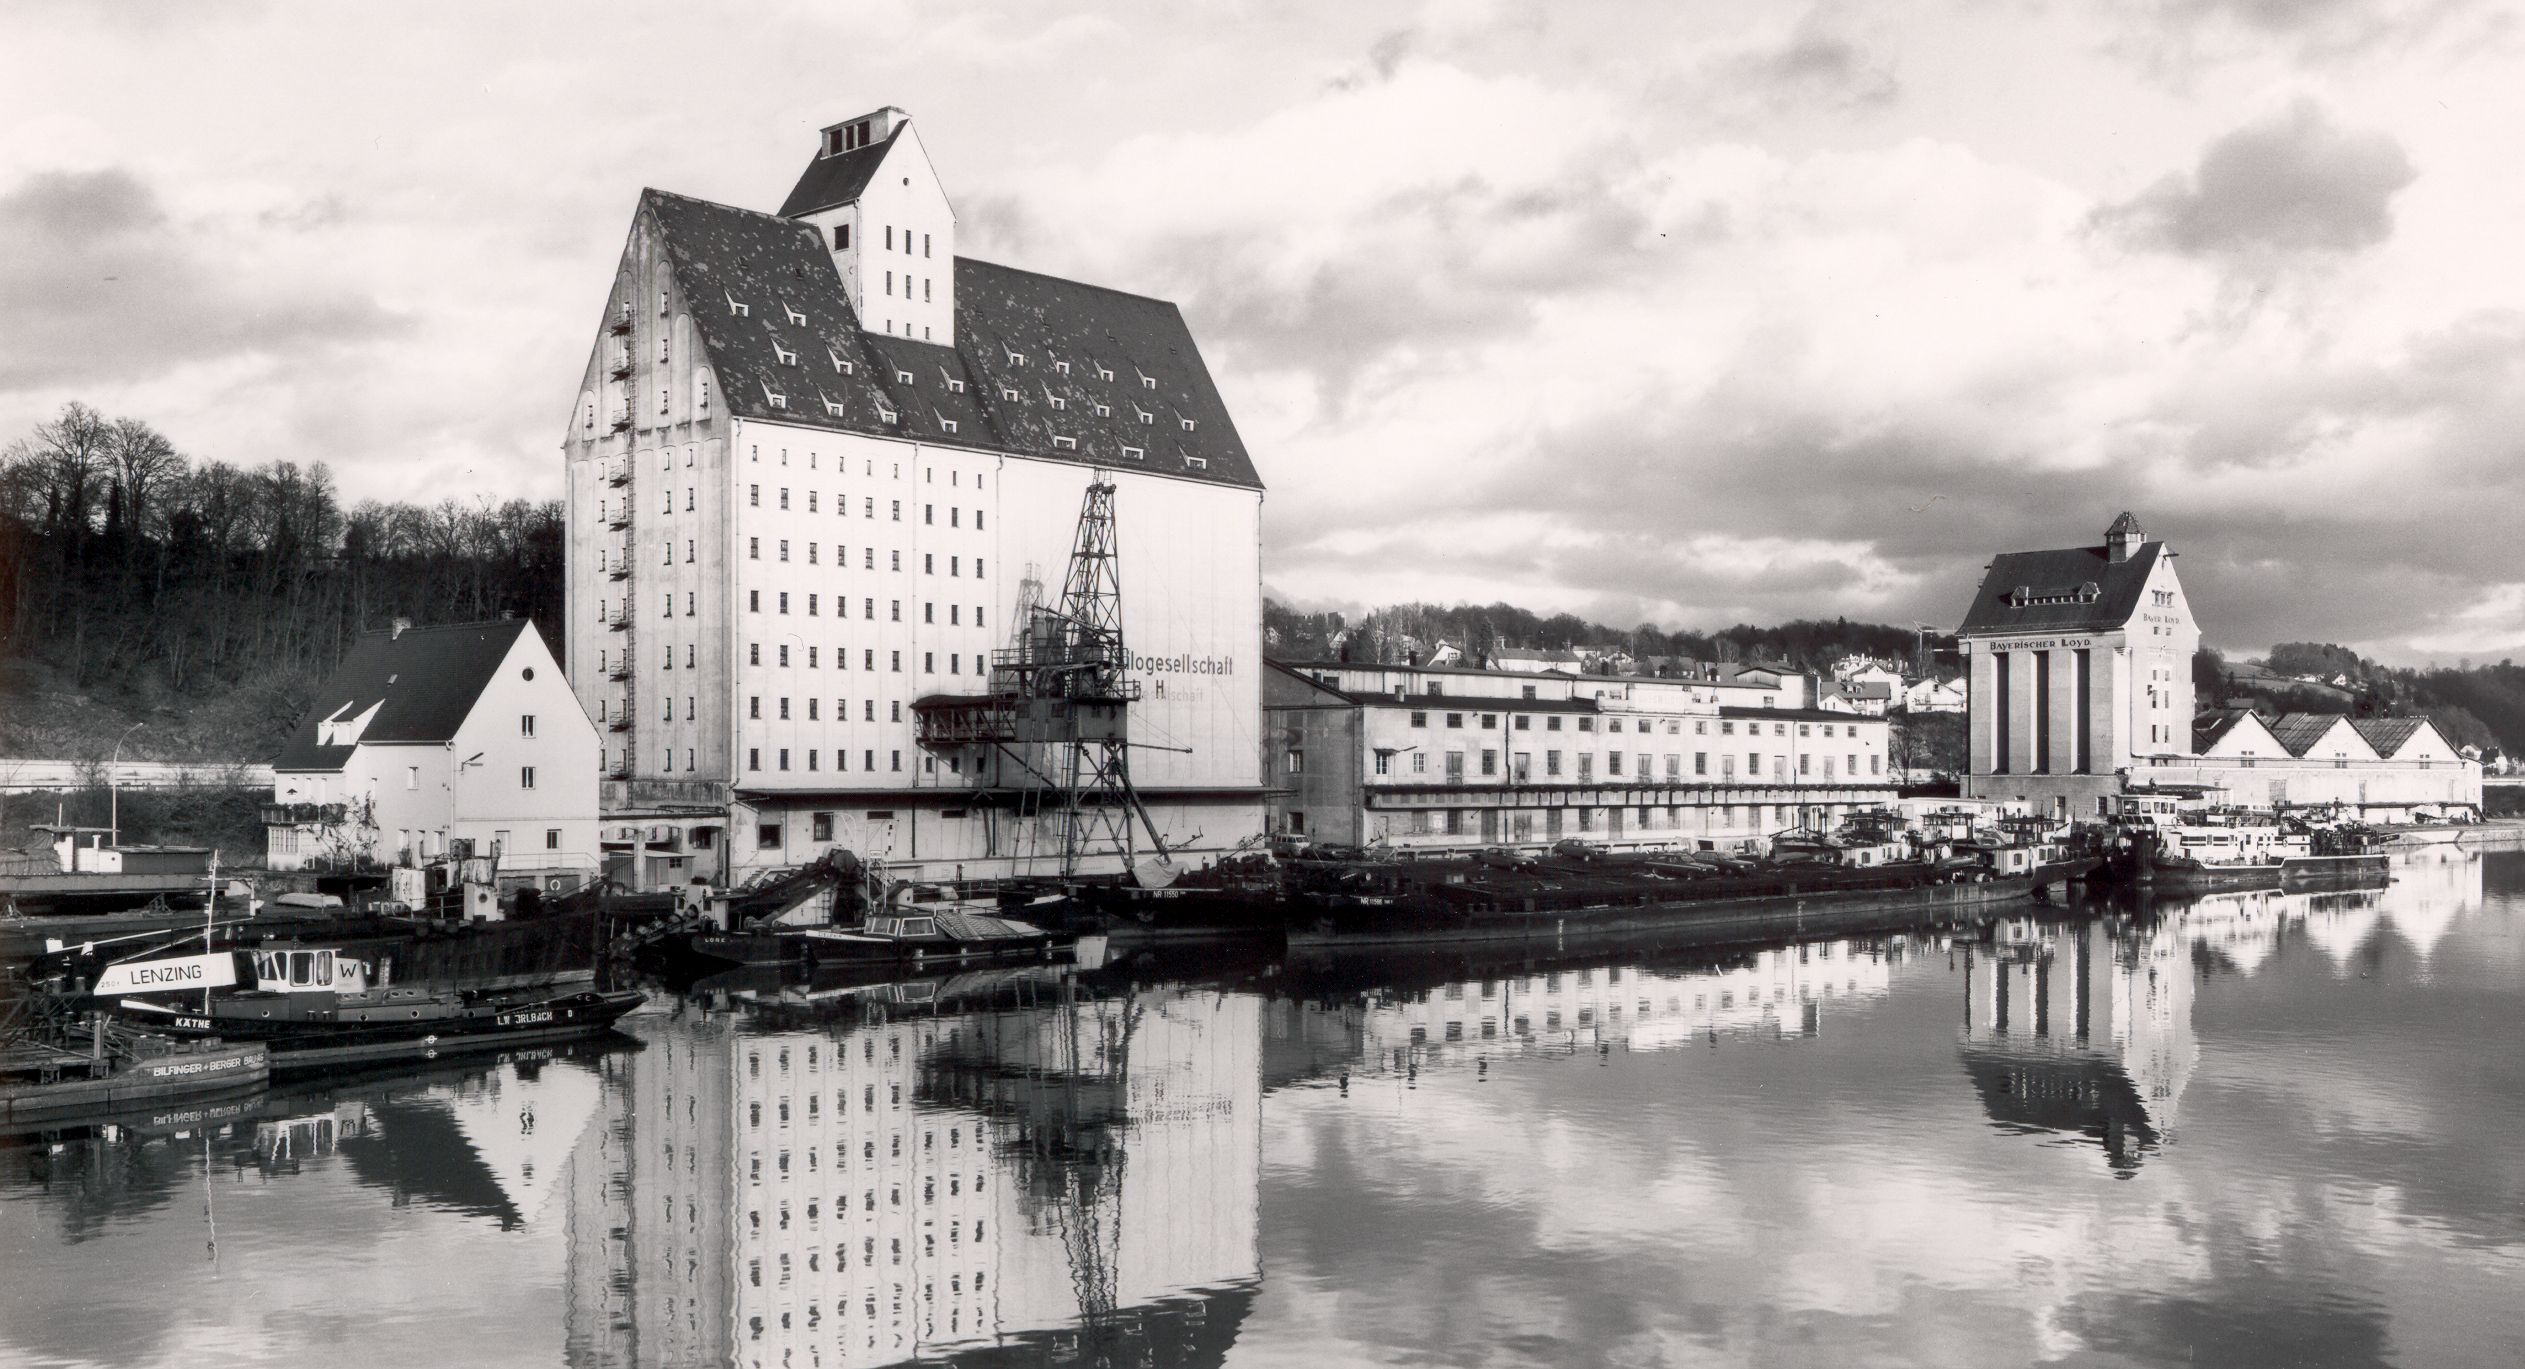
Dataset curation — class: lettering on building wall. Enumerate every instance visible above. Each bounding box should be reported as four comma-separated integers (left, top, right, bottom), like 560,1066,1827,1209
1124,651,1236,677
1987,636,2095,652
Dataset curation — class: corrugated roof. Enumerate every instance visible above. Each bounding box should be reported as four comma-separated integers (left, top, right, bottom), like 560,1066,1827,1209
639,189,1262,491
775,130,899,219
2265,712,2363,758
274,620,532,771
2349,717,2426,755
2192,708,2258,751
1956,542,2161,637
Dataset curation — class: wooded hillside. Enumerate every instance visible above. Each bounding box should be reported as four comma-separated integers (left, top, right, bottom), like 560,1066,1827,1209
0,401,564,762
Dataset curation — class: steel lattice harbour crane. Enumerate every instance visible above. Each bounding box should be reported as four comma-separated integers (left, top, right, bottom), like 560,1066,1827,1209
913,475,1176,883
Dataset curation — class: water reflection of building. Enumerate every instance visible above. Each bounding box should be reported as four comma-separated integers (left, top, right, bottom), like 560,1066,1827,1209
1270,940,1904,1084
579,985,1262,1369
1960,920,2197,1170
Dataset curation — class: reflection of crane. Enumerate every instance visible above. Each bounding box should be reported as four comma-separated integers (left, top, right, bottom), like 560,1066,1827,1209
914,476,1176,884
1048,983,1142,1340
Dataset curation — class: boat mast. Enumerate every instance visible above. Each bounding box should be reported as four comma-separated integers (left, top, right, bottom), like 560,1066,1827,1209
204,853,218,1016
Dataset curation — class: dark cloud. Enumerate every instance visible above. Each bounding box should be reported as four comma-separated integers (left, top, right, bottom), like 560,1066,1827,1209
1733,18,1900,110
1150,165,1655,412
0,166,403,392
1314,304,2525,652
2095,101,2416,258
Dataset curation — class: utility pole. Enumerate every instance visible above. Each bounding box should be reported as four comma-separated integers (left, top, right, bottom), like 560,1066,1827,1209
109,721,145,847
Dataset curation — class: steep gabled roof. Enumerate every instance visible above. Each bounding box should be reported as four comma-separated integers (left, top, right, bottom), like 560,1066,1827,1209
775,128,899,218
2265,712,2375,759
638,188,1262,491
2193,707,2274,753
1956,542,2163,637
275,620,532,771
2348,716,2427,756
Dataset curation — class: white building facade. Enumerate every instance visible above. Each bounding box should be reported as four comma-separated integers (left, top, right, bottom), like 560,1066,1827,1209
562,107,1267,887
1956,513,2201,816
577,985,1262,1367
1265,661,1897,851
1956,514,2481,820
264,619,602,880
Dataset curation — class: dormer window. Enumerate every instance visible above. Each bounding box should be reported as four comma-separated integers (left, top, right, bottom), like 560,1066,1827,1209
773,344,798,366
2004,581,2104,608
762,383,788,410
1137,370,1156,390
877,404,899,425
826,119,875,155
935,412,958,435
939,368,965,393
1054,360,1071,375
895,369,914,384
1185,455,1208,470
999,385,1021,401
725,291,750,318
1133,406,1153,425
1051,435,1077,450
1095,364,1115,382
828,349,853,375
821,392,845,418
1094,402,1111,418
1179,417,1197,432
1120,445,1144,460
785,304,808,326
1004,347,1026,366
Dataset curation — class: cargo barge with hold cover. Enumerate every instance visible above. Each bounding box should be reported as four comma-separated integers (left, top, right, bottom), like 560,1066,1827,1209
1279,845,2073,951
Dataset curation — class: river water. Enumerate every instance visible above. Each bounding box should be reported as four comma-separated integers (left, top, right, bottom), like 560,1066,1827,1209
5,846,2522,1368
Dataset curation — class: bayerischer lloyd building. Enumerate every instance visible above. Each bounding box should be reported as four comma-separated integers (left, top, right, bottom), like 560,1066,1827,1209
563,107,1266,886
1956,513,2198,817
1958,513,2479,820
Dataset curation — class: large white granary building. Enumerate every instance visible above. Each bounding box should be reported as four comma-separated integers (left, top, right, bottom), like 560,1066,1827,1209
563,107,1266,886
1956,513,2479,821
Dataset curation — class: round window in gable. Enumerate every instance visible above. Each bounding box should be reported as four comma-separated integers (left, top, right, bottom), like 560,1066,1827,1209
523,667,536,681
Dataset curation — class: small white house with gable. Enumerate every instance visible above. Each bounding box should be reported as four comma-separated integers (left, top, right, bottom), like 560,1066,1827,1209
264,619,601,880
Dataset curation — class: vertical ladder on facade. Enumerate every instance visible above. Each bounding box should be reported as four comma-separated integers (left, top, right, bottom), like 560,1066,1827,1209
606,286,638,779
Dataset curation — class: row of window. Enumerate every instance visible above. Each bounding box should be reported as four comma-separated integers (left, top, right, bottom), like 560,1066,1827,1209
829,222,931,259
744,542,984,580
1369,801,1858,838
397,763,537,789
742,488,986,535
742,589,987,624
1405,711,1871,740
727,644,983,678
1361,749,1885,780
751,697,903,723
748,748,901,774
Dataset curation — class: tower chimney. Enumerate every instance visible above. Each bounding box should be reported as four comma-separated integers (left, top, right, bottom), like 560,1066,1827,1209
2104,511,2146,564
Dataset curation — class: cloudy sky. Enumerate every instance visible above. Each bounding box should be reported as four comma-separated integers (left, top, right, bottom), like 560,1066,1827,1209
5,0,2522,662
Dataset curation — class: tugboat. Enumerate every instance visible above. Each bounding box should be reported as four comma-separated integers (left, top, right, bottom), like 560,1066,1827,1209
63,942,644,1068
